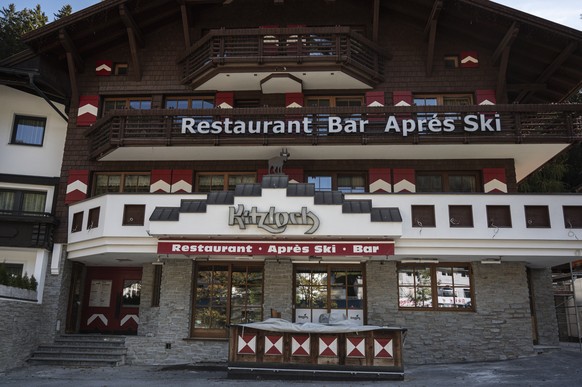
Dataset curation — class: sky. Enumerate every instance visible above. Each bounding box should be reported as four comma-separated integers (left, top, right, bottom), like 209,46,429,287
3,0,582,31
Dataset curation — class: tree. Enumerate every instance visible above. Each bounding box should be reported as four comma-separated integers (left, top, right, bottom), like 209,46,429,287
54,5,72,20
0,3,47,59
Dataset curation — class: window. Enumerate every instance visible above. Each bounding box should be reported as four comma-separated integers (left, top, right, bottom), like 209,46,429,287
122,280,141,306
416,171,480,193
114,63,128,75
525,205,551,228
87,207,100,229
0,189,46,214
122,205,146,226
487,205,512,228
413,94,472,121
1,263,24,277
192,263,263,338
398,263,473,310
102,98,152,115
294,264,364,324
71,212,84,232
196,173,256,192
444,55,459,68
449,205,474,228
307,173,366,193
411,205,436,228
306,96,363,135
165,97,214,109
93,173,150,195
11,115,46,146
563,206,582,229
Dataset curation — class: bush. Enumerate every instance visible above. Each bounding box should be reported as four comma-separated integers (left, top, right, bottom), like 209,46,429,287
0,263,37,291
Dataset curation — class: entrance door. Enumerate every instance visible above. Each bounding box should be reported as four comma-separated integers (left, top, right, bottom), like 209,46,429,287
80,267,142,335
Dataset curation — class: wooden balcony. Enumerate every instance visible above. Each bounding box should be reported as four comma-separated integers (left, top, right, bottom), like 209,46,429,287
86,104,582,160
0,211,58,250
178,27,386,89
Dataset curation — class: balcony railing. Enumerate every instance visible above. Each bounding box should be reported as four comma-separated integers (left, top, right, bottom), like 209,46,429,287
178,27,386,86
0,210,58,250
85,104,582,160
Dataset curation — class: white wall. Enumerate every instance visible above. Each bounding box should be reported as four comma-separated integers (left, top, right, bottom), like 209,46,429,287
0,85,66,178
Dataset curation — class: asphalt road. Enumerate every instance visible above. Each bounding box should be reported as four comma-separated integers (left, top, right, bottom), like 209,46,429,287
1,345,581,387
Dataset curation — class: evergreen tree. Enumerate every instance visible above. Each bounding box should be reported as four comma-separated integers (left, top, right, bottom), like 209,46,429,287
0,3,47,59
54,5,72,20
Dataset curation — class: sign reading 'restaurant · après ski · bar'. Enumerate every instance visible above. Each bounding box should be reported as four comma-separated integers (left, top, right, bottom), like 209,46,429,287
181,113,501,137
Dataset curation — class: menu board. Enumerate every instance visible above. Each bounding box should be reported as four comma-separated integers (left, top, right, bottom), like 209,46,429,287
88,280,112,307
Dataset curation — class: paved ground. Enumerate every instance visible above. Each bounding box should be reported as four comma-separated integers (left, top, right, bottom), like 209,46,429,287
1,344,581,387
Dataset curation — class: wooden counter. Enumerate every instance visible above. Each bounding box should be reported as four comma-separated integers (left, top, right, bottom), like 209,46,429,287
228,321,406,380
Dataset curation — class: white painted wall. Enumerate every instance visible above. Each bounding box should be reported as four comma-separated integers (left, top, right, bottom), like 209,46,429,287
0,85,66,177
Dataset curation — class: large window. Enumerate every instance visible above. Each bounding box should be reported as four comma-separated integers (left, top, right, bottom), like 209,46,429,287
102,98,152,115
0,189,46,214
196,173,255,192
11,115,46,146
413,94,472,121
398,263,473,311
192,263,263,338
165,96,214,109
93,173,150,195
416,171,480,193
294,264,364,324
307,173,366,193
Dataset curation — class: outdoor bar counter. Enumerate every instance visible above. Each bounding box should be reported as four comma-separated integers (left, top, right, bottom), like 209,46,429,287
228,318,407,380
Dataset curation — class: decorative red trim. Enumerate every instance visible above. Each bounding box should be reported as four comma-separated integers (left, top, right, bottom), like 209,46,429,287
77,95,99,126
65,170,90,204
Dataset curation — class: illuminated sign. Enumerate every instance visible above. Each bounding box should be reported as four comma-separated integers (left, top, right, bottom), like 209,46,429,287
181,114,501,137
157,241,394,256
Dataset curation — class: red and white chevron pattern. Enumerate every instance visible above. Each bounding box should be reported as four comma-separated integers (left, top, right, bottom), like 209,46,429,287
264,335,283,355
346,337,366,358
77,95,99,126
95,60,112,76
65,170,89,204
318,336,338,357
291,335,310,356
237,334,256,355
374,338,393,358
460,51,479,68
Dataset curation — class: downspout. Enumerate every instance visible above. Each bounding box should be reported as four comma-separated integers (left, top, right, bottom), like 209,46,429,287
27,73,69,122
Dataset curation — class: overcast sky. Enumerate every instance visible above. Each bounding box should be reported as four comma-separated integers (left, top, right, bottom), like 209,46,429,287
5,0,582,31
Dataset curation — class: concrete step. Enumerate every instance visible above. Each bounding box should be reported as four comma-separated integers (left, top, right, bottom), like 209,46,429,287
28,334,128,367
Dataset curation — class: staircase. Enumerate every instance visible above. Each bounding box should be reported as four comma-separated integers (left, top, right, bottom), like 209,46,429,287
28,334,127,366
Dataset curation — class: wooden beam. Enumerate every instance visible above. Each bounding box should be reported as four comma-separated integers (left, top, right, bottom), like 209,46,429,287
119,5,144,48
424,0,442,77
516,41,578,102
372,0,380,43
423,0,442,39
492,22,519,65
58,28,84,72
180,3,191,48
496,46,511,103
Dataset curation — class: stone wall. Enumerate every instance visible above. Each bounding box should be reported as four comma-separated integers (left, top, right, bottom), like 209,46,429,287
263,258,293,321
530,268,560,346
367,261,535,364
126,259,228,365
0,300,42,372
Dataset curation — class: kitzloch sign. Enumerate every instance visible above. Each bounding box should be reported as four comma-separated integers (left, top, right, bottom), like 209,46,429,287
157,241,394,256
181,114,501,137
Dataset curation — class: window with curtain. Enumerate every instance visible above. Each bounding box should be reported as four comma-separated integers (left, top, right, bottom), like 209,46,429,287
196,173,256,192
307,173,366,193
0,189,47,214
416,171,480,193
11,115,46,146
93,173,150,195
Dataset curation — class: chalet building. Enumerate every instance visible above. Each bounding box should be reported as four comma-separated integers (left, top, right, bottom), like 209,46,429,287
2,0,582,371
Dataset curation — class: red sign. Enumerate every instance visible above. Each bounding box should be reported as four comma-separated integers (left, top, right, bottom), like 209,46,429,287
157,241,394,256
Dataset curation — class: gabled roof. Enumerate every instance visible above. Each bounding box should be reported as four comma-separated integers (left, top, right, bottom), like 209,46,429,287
13,0,582,103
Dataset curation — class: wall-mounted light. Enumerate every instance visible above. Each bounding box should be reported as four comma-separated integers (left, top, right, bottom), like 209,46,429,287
152,256,164,266
480,258,501,264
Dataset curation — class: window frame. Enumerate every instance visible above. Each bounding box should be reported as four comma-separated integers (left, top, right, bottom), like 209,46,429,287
293,263,366,324
306,172,367,193
195,172,256,192
10,115,47,147
191,262,264,339
416,171,482,193
92,172,151,196
101,97,152,116
164,96,215,109
413,94,473,106
0,188,47,214
397,263,474,312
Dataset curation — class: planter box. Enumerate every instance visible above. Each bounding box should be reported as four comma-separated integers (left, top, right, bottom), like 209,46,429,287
0,284,37,301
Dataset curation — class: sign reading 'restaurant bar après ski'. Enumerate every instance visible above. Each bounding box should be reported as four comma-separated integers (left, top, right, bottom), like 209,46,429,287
181,114,501,137
157,241,394,256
